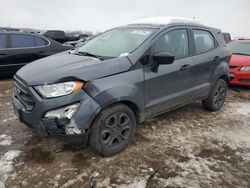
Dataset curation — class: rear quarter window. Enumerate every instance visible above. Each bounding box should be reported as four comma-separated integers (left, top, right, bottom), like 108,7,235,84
10,34,36,48
35,37,49,47
0,34,7,49
193,30,215,54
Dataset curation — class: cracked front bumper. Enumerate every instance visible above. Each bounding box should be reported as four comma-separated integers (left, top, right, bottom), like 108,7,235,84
12,76,101,147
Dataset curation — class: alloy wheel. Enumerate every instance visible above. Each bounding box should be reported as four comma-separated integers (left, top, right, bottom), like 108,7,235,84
101,113,132,148
213,85,226,107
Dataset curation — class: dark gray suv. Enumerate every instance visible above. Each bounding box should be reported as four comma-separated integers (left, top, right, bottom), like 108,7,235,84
13,18,231,156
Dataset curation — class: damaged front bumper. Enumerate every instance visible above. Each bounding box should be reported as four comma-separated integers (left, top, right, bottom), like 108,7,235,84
12,76,101,147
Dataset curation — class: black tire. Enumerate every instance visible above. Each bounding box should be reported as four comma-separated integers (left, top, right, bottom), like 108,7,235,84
202,79,227,111
89,104,136,156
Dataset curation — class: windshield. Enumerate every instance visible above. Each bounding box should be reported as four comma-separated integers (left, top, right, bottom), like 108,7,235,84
228,42,250,56
76,28,155,58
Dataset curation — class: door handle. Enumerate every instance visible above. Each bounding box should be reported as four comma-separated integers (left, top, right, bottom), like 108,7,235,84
213,56,220,62
38,51,45,54
180,64,191,71
0,53,7,56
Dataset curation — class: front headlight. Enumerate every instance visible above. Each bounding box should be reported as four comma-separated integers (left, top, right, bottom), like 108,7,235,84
35,81,84,98
240,66,250,71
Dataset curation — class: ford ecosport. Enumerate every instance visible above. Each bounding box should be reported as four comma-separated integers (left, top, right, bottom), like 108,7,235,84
13,17,231,156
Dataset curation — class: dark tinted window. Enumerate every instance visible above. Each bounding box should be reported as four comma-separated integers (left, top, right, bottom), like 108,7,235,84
0,34,7,49
10,34,35,48
154,29,189,59
193,30,215,54
35,37,49,46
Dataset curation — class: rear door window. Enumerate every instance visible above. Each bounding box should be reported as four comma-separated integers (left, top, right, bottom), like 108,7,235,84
35,37,49,47
10,34,36,48
0,34,7,49
193,30,215,54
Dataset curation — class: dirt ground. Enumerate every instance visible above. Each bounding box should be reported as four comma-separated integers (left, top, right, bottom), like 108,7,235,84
0,79,250,188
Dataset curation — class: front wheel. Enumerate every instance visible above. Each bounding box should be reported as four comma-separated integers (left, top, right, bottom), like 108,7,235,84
89,104,136,156
202,79,227,111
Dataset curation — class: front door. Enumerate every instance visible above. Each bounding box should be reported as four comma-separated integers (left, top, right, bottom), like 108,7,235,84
144,28,195,117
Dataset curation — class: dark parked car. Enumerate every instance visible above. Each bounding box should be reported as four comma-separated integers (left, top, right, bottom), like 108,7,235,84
0,31,72,75
13,17,230,156
40,30,82,43
40,30,67,43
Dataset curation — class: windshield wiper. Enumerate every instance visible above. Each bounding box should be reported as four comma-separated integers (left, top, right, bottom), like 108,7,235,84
75,51,103,60
232,52,250,56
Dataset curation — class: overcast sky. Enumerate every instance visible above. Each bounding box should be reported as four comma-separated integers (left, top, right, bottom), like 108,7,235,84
0,0,249,38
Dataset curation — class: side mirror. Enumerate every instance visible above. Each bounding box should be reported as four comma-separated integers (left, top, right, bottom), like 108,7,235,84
152,52,175,65
151,52,175,72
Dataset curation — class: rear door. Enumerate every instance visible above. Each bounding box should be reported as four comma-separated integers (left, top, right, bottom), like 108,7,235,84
189,28,219,96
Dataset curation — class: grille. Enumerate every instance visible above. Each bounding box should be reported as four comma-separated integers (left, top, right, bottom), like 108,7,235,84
229,66,238,69
239,79,250,83
13,77,35,111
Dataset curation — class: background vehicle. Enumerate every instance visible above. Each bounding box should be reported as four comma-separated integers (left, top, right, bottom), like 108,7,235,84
228,40,250,86
40,30,68,43
13,17,230,156
0,31,72,75
75,33,89,39
222,32,231,43
0,27,20,32
64,37,88,47
40,30,88,43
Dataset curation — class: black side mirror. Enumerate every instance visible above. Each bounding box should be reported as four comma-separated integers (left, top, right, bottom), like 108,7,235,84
153,52,175,65
151,52,175,72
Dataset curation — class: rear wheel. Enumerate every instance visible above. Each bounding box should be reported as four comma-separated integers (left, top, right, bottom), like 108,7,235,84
90,104,136,156
202,79,227,111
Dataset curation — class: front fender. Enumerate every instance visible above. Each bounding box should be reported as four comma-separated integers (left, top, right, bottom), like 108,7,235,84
94,85,144,111
85,69,145,120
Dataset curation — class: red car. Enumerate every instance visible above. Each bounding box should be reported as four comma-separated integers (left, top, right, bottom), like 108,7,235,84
228,40,250,86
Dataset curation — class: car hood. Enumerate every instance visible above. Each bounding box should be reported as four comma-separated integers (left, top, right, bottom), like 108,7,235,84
16,52,132,86
230,54,250,66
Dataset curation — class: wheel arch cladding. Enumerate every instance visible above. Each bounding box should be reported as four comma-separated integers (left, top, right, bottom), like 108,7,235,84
92,100,143,126
218,74,230,85
87,86,145,125
114,100,143,123
98,97,144,124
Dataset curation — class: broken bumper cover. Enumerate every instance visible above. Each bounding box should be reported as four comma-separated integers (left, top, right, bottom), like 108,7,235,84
42,118,90,147
12,82,101,147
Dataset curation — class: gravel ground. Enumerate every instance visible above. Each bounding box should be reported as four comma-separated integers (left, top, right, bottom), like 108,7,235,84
0,79,250,188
